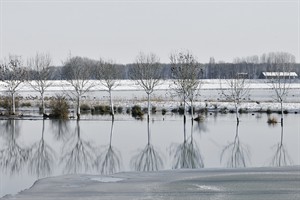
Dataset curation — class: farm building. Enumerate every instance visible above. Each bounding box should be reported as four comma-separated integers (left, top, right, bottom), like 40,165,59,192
260,72,298,79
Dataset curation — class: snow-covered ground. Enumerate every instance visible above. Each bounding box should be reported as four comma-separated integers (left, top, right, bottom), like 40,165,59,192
1,79,300,113
2,166,299,200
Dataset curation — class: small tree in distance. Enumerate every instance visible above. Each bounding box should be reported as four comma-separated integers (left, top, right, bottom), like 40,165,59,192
262,52,296,126
62,56,95,120
95,59,120,119
0,55,27,115
27,53,52,115
220,71,250,124
130,52,162,121
170,51,202,124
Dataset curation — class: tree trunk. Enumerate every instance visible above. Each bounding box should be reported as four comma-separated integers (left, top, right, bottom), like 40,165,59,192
77,95,81,120
147,118,151,145
183,95,187,125
235,103,240,125
109,90,114,119
12,92,16,115
280,100,283,126
183,95,187,142
190,99,194,126
41,92,45,114
147,93,151,122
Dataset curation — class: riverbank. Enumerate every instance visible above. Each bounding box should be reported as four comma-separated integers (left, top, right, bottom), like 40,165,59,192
2,166,300,200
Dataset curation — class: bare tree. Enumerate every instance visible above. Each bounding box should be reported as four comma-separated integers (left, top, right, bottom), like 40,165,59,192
0,55,27,115
170,51,202,123
262,52,296,125
220,72,250,124
27,53,52,115
62,56,95,119
95,59,119,119
130,52,162,121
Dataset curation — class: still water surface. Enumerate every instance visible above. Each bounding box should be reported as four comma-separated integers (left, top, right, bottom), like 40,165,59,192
0,113,299,197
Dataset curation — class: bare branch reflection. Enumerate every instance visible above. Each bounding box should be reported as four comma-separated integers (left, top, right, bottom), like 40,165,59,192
0,120,29,174
50,119,70,141
170,120,204,169
61,120,95,174
193,117,208,135
29,119,56,178
270,125,293,166
220,123,250,168
131,119,164,171
94,118,122,175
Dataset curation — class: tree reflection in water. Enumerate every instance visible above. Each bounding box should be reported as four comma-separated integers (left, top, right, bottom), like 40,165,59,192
270,125,293,166
220,122,250,168
61,120,95,174
170,119,204,169
0,120,29,174
94,118,122,175
29,119,56,178
131,119,164,171
51,119,70,141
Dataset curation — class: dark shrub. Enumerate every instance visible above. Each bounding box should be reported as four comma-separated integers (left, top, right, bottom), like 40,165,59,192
219,107,228,114
267,116,278,125
117,106,123,114
151,106,157,114
49,95,69,119
142,107,148,113
93,105,111,115
178,106,184,115
132,105,144,119
162,108,167,115
188,106,195,114
238,108,248,114
0,96,19,114
80,104,90,111
171,108,178,113
20,102,31,107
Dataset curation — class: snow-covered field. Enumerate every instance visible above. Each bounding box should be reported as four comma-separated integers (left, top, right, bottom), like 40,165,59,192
1,79,300,112
0,79,300,112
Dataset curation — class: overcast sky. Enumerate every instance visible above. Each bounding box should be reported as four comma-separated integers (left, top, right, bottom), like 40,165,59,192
0,0,299,65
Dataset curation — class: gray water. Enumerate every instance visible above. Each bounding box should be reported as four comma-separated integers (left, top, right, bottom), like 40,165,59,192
0,113,299,197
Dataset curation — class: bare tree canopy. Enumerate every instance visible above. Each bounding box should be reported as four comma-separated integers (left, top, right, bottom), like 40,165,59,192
62,56,95,119
220,70,250,124
263,52,296,125
27,53,52,114
0,55,27,114
130,52,162,95
130,52,162,120
95,59,120,118
170,51,202,121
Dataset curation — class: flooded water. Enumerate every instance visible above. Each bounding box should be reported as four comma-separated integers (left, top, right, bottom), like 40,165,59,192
0,112,299,197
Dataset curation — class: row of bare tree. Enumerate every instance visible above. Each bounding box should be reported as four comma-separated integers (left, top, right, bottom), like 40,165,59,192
0,51,296,125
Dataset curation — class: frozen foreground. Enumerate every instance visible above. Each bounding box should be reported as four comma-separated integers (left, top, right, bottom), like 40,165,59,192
2,166,300,200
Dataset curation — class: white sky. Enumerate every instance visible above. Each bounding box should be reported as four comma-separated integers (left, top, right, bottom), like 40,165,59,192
0,0,299,65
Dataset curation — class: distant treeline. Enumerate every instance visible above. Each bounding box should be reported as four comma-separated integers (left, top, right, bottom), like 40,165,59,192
44,63,300,80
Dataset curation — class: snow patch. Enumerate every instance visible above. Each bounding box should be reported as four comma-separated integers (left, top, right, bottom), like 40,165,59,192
90,177,124,183
195,184,223,192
